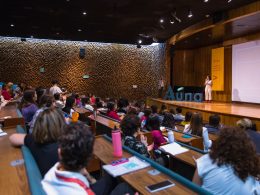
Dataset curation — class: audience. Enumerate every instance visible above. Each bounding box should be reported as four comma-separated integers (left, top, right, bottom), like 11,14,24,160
174,107,185,121
42,123,135,195
193,127,260,194
140,108,151,129
205,114,221,134
107,102,121,121
183,113,212,152
161,112,176,129
121,114,151,158
149,116,167,150
19,90,38,124
117,98,127,114
237,118,260,154
159,104,167,115
1,83,12,100
62,96,75,116
54,93,65,109
81,97,94,111
10,108,66,176
49,80,63,95
181,111,192,126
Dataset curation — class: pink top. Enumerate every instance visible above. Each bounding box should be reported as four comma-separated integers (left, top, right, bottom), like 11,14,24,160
140,116,147,123
2,89,12,100
151,130,167,150
107,110,121,121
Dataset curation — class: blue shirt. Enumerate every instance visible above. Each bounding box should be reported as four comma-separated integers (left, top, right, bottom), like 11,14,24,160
197,154,260,195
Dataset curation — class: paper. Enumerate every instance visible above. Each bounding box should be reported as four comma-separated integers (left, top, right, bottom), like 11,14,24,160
160,142,189,156
0,129,7,137
103,156,150,177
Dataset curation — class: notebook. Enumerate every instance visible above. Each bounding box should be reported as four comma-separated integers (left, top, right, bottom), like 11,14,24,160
160,142,189,156
103,156,150,177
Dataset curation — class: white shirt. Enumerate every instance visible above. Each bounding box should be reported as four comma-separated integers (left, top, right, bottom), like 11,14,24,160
49,85,62,95
85,104,94,112
205,79,212,87
197,154,260,195
42,163,91,195
183,125,212,152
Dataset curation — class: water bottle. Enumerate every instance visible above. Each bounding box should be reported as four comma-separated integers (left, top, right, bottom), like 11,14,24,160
168,130,175,143
112,126,123,157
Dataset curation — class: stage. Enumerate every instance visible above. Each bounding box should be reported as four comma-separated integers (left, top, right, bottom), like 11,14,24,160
146,98,260,130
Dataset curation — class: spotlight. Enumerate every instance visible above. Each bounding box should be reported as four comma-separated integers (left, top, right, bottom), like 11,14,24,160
188,10,193,18
78,29,82,32
159,19,164,23
170,19,174,24
138,39,142,44
10,24,15,27
82,11,87,15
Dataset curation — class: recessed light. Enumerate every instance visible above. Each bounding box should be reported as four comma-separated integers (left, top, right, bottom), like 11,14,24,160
205,14,210,18
10,24,15,27
56,32,60,35
204,0,209,2
159,19,164,23
170,20,174,24
82,12,87,15
138,39,142,44
228,0,232,3
188,10,193,18
78,29,82,32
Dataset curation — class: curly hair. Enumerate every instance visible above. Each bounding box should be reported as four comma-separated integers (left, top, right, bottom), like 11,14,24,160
209,127,260,181
58,123,94,171
120,114,140,137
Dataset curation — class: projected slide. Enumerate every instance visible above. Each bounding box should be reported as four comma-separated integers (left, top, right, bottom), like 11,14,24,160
232,40,260,103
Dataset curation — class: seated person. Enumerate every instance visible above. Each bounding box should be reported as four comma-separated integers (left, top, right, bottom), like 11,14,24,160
95,97,103,109
149,116,167,150
62,96,75,116
19,90,38,124
183,113,212,152
161,112,176,130
193,127,260,194
204,114,221,134
9,108,66,176
181,111,192,126
49,80,63,96
81,97,94,111
237,118,260,154
117,98,127,114
54,93,65,109
174,107,185,121
42,123,135,195
120,114,151,158
107,102,121,121
140,108,151,129
1,83,12,100
159,104,167,115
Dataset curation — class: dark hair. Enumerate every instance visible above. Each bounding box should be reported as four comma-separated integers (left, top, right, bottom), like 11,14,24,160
95,97,103,108
59,123,94,171
176,107,182,114
62,96,75,114
39,94,54,108
19,90,36,109
120,114,140,137
210,127,260,181
36,87,45,105
151,105,158,114
184,111,192,122
52,80,59,85
169,108,175,115
159,104,167,115
162,112,175,129
117,98,125,109
207,75,212,80
54,93,60,101
81,97,89,107
209,114,220,127
148,116,160,130
189,113,203,136
107,102,115,111
127,107,138,115
144,108,152,117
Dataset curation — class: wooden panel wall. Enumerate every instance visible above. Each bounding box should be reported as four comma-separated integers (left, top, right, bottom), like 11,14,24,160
0,37,167,100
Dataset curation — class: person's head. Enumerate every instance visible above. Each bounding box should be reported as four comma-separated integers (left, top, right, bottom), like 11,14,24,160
36,87,45,104
207,75,211,80
151,105,158,114
120,114,141,137
144,108,152,117
64,96,75,109
210,127,260,181
169,108,175,115
54,93,60,101
23,89,37,104
209,114,221,128
58,123,94,172
39,94,54,108
148,116,161,130
81,97,90,106
51,80,59,85
236,118,252,130
184,111,192,122
176,107,182,114
107,102,115,111
33,108,66,144
160,104,167,114
190,113,203,136
117,98,125,109
162,112,175,128
127,107,138,115
74,93,79,99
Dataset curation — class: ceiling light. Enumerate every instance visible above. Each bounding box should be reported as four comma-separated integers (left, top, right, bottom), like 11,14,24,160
78,29,82,32
204,0,209,2
227,0,232,2
138,39,142,44
82,12,87,15
159,19,164,23
10,24,14,27
188,10,193,18
170,19,174,24
205,14,210,18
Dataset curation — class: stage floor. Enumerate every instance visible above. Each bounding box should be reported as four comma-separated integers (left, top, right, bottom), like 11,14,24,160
151,98,260,120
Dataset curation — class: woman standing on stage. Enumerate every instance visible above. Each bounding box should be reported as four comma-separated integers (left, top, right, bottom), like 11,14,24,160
205,75,212,102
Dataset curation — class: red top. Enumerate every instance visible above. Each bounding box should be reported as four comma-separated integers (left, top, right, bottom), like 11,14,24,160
2,89,12,100
107,110,121,121
151,130,167,150
90,97,96,104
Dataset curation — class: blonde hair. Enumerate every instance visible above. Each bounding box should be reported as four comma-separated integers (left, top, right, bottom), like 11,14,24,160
236,118,252,130
33,108,65,144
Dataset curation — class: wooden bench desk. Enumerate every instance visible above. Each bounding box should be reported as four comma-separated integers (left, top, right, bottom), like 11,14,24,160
0,104,24,128
93,136,196,195
0,127,30,195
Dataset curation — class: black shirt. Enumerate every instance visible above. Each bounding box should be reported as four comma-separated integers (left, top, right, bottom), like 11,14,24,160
24,134,59,177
